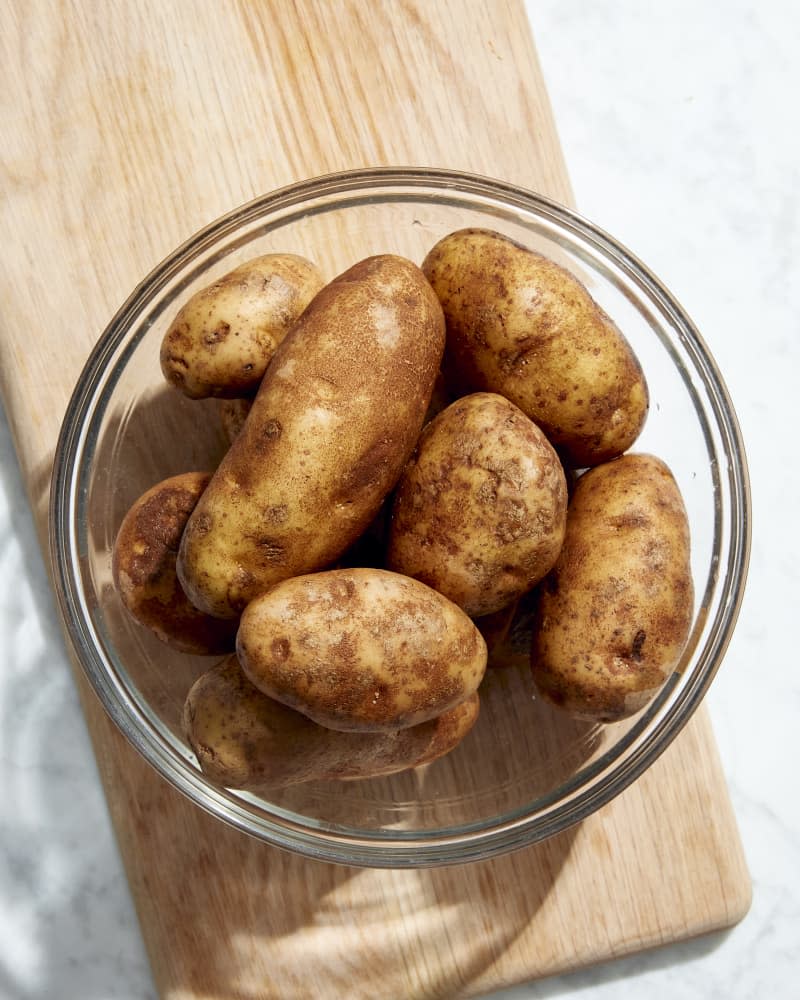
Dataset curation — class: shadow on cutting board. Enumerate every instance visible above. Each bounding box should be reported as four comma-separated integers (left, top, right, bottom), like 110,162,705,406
132,769,581,1000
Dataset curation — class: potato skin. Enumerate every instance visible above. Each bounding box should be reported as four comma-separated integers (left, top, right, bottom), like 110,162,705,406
178,254,445,619
531,454,693,722
160,253,324,399
236,568,487,732
387,392,568,617
217,396,253,445
111,473,237,655
183,655,480,789
422,228,648,468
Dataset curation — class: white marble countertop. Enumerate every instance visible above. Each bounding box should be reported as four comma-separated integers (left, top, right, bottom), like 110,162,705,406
1,1,798,997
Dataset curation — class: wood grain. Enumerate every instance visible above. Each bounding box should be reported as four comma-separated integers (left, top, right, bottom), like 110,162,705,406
0,2,750,998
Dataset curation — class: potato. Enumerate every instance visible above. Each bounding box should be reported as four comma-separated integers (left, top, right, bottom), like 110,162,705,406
531,454,693,722
236,568,487,732
183,655,480,790
111,473,237,655
178,254,445,619
422,228,648,468
160,253,324,399
217,396,253,445
387,393,568,617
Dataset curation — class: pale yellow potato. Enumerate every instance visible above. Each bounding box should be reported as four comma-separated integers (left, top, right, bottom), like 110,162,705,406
160,253,324,399
387,393,567,617
183,655,480,790
422,228,649,468
236,569,487,732
531,454,693,722
177,254,445,619
111,473,237,655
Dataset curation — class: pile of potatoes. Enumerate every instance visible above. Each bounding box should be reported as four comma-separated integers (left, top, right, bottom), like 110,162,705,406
113,228,694,792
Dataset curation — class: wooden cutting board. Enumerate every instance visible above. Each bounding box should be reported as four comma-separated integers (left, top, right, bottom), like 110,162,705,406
0,2,750,997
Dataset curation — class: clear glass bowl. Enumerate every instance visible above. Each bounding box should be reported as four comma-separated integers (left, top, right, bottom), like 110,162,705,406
49,168,751,867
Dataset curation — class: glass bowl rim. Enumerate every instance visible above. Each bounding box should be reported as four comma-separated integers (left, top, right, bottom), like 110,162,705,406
49,166,752,867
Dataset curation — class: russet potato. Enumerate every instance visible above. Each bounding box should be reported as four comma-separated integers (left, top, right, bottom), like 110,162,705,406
177,254,445,619
217,396,253,445
111,473,237,655
236,568,487,732
422,228,649,468
387,392,568,617
183,655,480,790
531,454,693,721
160,253,324,399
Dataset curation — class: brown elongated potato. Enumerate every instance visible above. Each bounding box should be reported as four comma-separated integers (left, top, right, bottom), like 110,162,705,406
111,473,237,655
178,254,445,619
236,568,487,732
422,228,648,468
531,454,693,722
183,655,480,790
387,392,568,617
160,253,324,399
